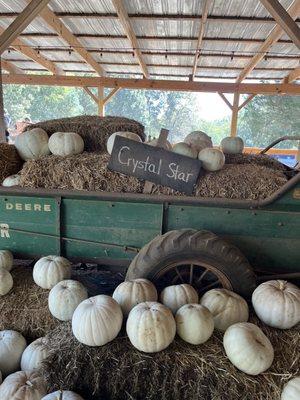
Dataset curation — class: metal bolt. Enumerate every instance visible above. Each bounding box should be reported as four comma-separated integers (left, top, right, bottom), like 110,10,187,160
278,222,284,226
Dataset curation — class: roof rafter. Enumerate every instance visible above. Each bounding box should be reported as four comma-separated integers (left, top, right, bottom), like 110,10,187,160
1,59,23,74
111,0,149,78
284,66,300,83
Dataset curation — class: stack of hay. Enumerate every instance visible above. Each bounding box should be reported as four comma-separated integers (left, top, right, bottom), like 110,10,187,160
0,143,22,183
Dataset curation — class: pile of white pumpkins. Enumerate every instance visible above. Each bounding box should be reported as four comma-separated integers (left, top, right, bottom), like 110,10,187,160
106,130,245,172
0,250,299,400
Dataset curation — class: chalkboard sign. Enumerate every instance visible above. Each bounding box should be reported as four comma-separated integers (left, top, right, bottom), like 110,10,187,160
108,136,202,195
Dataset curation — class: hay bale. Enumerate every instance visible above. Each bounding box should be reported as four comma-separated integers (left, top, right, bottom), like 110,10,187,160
225,153,289,172
19,153,144,193
26,115,145,152
0,266,60,340
42,318,300,400
0,143,23,183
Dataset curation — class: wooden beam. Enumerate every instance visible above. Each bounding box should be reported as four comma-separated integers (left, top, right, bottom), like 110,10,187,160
192,0,211,79
218,92,233,110
111,0,149,78
0,59,5,142
2,74,300,95
0,0,50,54
38,4,105,76
238,94,256,110
98,86,104,116
83,86,98,103
236,0,300,83
103,87,121,105
1,59,23,74
260,0,300,49
230,93,240,137
284,66,300,83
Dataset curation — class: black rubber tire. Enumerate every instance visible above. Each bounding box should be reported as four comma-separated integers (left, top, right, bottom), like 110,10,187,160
126,229,256,298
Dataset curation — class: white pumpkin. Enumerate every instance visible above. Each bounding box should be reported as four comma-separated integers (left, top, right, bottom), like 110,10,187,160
48,132,84,157
252,280,300,329
0,330,27,375
0,267,13,295
281,377,300,400
147,138,172,151
49,280,88,321
184,131,213,152
72,295,123,346
172,142,198,159
223,322,274,375
126,302,176,353
175,304,214,345
0,250,13,271
160,284,199,314
200,288,249,332
15,128,50,161
33,256,71,289
2,174,20,187
107,132,142,154
0,370,47,400
198,148,225,172
42,391,85,400
112,278,158,316
21,337,49,371
221,136,244,154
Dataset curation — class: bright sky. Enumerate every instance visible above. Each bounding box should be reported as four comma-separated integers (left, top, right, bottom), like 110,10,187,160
195,92,233,121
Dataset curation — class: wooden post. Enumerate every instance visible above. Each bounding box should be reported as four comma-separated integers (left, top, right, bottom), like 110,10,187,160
230,92,240,137
98,86,104,116
0,58,6,142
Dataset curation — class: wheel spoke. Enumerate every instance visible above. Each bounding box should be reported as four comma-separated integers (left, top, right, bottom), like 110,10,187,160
189,264,194,285
174,266,185,283
195,268,209,284
199,280,220,293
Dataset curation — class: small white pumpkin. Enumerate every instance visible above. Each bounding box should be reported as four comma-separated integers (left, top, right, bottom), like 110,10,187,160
0,250,13,271
175,304,214,345
0,267,13,295
107,132,142,155
172,142,198,159
126,302,176,353
0,370,47,400
252,280,300,329
48,132,84,156
0,330,27,375
112,278,158,316
21,337,49,371
160,284,199,314
184,131,213,152
281,376,300,400
223,322,274,375
147,138,172,151
221,136,244,154
42,391,85,400
2,174,20,187
15,128,50,161
49,280,88,321
198,148,225,172
72,295,123,346
33,256,71,289
200,288,249,332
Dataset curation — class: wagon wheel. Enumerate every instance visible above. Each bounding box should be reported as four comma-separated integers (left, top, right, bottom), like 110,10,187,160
126,229,256,298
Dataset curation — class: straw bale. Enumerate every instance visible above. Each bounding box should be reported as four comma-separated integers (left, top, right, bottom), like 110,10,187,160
225,153,289,171
0,143,22,183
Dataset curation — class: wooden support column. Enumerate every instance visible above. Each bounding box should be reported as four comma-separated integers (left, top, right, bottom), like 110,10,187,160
230,93,240,137
98,86,104,117
0,58,6,142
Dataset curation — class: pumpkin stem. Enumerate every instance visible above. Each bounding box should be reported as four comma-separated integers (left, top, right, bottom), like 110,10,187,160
278,280,287,291
26,380,34,387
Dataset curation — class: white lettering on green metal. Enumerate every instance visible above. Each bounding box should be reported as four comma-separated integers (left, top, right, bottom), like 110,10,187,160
5,202,52,212
0,223,9,238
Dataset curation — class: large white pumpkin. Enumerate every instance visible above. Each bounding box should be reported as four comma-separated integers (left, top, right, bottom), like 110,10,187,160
0,267,13,295
72,295,123,346
0,250,13,271
107,132,142,154
0,330,27,375
112,278,158,316
160,284,199,314
42,391,84,400
49,280,88,321
15,128,50,161
200,288,249,332
223,322,274,375
281,377,300,400
0,370,47,400
21,337,49,371
147,138,172,151
252,280,300,329
172,142,198,159
48,132,84,156
198,148,225,172
2,174,20,187
221,137,244,154
33,256,71,289
126,302,176,353
184,131,213,152
175,304,214,345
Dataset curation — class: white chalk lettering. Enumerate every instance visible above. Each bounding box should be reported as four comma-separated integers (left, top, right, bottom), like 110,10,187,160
167,163,194,182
